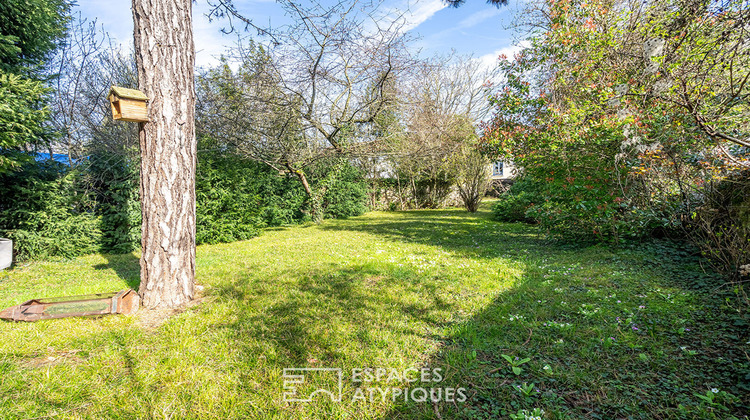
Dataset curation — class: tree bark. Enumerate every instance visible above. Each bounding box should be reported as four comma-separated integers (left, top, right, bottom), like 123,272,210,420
287,165,323,222
132,0,196,309
295,170,313,198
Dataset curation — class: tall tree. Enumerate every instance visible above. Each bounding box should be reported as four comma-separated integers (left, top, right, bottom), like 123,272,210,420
0,0,68,171
387,55,493,209
196,47,316,202
132,0,196,309
272,0,412,153
210,0,413,151
48,14,115,165
480,0,749,242
205,0,413,220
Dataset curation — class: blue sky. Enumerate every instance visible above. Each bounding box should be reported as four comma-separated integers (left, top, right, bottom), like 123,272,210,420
76,0,526,69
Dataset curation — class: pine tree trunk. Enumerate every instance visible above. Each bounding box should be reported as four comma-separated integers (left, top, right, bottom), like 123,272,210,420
132,0,196,309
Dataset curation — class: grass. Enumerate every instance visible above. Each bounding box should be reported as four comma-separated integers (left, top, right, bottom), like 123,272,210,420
0,203,748,419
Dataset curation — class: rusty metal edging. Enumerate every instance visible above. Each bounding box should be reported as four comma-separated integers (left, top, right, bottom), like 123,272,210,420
0,289,140,322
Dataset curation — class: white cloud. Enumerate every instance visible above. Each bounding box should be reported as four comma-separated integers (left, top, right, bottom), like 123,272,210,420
477,40,530,71
373,0,447,35
457,8,503,30
401,0,448,32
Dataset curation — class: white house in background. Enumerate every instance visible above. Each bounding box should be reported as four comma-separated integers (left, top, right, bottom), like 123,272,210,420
490,160,517,180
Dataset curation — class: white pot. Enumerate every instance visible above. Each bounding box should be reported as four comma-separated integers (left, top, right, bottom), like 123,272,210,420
0,238,12,270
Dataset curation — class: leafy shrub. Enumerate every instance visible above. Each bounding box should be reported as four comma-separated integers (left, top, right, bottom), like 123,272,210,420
492,177,544,223
492,191,537,223
491,174,683,242
525,194,683,243
357,177,402,211
256,171,307,226
196,154,265,244
451,143,492,213
689,171,750,284
259,195,301,226
196,153,357,244
0,151,371,260
0,159,101,260
88,151,141,254
314,161,369,219
409,176,455,209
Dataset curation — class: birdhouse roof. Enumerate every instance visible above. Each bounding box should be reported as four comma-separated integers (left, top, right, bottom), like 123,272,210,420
109,86,148,101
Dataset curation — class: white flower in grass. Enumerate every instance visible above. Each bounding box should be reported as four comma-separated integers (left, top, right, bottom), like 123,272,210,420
711,388,719,393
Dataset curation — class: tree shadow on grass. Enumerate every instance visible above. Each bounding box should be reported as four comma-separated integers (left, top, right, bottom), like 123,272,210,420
282,209,748,417
320,208,555,262
199,208,593,417
208,262,458,368
373,244,750,419
175,206,746,418
93,252,140,290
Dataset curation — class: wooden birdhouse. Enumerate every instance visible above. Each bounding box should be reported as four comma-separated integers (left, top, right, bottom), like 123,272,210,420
108,86,149,122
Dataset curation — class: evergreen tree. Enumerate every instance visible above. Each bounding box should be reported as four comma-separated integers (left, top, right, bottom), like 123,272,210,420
0,0,69,171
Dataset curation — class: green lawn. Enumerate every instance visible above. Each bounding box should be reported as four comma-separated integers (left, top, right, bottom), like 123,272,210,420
0,204,748,419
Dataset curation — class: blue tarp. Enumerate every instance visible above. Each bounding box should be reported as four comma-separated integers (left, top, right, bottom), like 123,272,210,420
35,153,72,165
